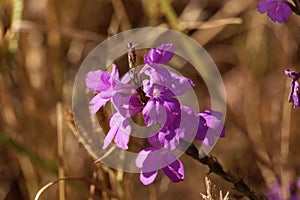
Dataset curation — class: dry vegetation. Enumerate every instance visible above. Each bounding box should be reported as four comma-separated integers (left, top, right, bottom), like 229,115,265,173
1,0,300,199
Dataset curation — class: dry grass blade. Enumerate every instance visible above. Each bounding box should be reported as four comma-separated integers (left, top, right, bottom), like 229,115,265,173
57,102,65,200
200,176,217,200
34,177,117,200
280,77,293,199
13,20,106,42
181,18,243,30
200,176,229,200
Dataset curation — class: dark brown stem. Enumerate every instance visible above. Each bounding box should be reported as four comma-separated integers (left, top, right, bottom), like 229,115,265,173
185,143,268,200
291,1,300,15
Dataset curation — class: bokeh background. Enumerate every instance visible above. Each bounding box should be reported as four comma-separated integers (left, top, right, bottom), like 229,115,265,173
1,0,300,199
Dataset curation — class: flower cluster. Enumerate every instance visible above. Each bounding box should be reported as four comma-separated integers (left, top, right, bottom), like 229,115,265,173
257,0,293,23
86,43,225,185
285,69,300,108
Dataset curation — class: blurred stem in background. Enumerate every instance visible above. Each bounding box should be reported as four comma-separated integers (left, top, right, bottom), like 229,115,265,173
280,77,293,200
157,0,183,32
0,131,58,175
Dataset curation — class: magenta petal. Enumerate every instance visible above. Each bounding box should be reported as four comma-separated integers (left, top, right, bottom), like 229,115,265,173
169,71,195,96
113,114,131,149
195,110,225,146
162,154,184,183
143,65,193,96
139,148,162,170
111,64,120,81
143,64,172,84
136,148,162,185
140,170,158,185
111,93,127,116
292,83,300,108
297,178,300,190
200,110,225,137
155,43,175,64
86,70,111,92
147,133,164,149
103,124,118,149
276,2,292,22
103,113,131,149
285,69,300,108
144,44,175,64
136,148,154,168
201,133,216,146
114,127,130,149
257,0,292,23
89,94,110,114
177,106,199,141
142,99,167,127
120,72,131,83
267,3,291,23
257,1,275,14
194,115,209,141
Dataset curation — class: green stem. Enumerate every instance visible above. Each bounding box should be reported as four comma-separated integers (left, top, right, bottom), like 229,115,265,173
157,0,183,32
0,131,58,175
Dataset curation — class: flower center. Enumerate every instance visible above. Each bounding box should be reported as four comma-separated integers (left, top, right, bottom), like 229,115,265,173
153,87,162,98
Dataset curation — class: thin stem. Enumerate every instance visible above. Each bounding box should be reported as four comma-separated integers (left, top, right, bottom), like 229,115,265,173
127,41,139,86
157,0,183,32
185,143,268,200
290,1,300,15
57,102,66,200
34,177,117,200
279,77,293,200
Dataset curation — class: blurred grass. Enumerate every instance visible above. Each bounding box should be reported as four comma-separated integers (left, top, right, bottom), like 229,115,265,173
0,131,57,175
1,0,300,199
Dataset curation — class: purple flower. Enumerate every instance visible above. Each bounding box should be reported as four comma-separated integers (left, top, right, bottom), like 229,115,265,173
144,43,175,65
103,112,131,150
195,110,225,146
86,64,134,114
141,64,195,96
86,43,227,185
136,146,184,185
257,0,292,23
141,43,194,96
285,69,300,108
267,178,300,200
111,92,144,117
142,81,181,128
149,106,199,150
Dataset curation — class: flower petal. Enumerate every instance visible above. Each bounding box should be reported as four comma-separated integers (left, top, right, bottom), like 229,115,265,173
144,43,175,64
89,94,110,114
199,110,225,137
103,124,118,149
267,2,291,23
257,0,276,14
111,64,119,81
257,0,292,23
169,71,195,96
292,83,300,108
142,64,194,96
136,148,155,168
86,70,111,92
103,113,131,149
162,154,184,183
140,170,158,185
142,99,167,127
195,110,225,146
136,147,162,172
